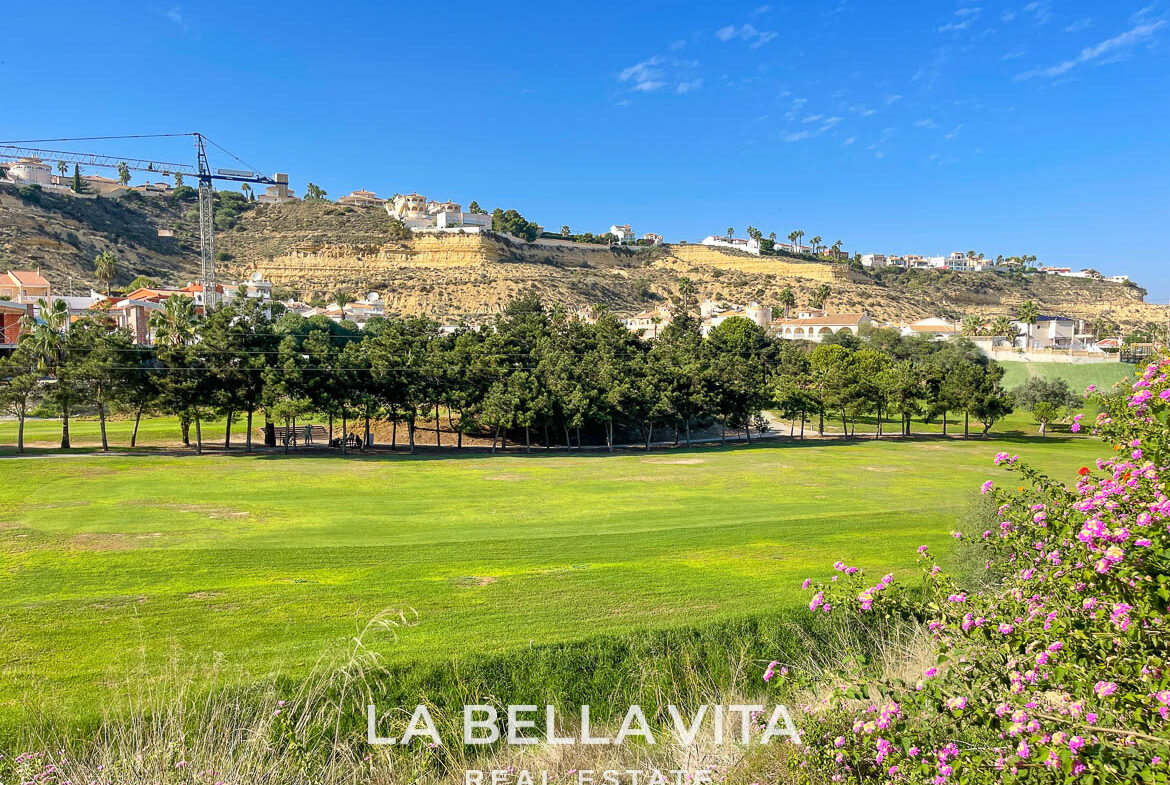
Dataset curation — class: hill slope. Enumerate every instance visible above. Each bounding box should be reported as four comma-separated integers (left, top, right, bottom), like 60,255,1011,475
0,187,1161,328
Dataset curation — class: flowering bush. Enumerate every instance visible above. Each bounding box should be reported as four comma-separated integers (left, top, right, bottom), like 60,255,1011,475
785,358,1170,782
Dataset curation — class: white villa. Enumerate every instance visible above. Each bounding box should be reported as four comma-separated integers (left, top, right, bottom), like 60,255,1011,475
610,224,635,244
699,299,771,334
386,193,491,232
773,310,872,342
701,235,761,255
621,307,673,338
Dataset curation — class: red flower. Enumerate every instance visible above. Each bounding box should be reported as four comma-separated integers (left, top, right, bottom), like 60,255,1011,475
1078,466,1091,476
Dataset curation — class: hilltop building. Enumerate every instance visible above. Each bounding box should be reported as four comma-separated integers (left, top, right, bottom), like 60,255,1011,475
609,224,635,244
701,235,761,255
337,189,385,207
257,173,298,204
386,194,491,231
0,269,51,302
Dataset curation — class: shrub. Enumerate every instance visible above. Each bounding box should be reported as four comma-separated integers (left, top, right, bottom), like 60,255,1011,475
784,357,1170,782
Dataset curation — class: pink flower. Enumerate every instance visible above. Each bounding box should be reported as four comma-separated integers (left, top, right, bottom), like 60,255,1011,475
1094,681,1118,698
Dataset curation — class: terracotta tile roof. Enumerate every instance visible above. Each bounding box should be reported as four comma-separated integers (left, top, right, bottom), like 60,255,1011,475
6,270,50,287
777,313,868,326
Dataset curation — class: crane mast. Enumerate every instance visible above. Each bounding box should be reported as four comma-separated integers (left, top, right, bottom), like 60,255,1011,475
0,133,274,311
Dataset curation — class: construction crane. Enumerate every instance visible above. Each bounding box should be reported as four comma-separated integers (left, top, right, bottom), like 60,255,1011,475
0,133,276,308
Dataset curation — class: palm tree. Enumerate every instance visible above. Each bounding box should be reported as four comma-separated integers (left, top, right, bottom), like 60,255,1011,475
768,232,777,243
795,230,805,252
787,231,799,251
149,295,198,347
960,314,983,336
989,315,1016,338
94,251,117,297
1016,300,1040,348
21,299,71,448
831,239,843,259
678,277,696,314
56,160,68,178
560,225,571,238
779,287,796,318
811,235,822,254
334,289,353,320
726,227,735,239
812,283,831,310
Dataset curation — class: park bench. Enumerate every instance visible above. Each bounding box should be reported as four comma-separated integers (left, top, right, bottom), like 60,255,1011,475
271,424,328,447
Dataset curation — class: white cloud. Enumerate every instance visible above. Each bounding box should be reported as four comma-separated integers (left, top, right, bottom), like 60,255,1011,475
945,123,964,139
843,136,856,146
783,131,812,142
802,113,825,123
884,94,903,105
1001,47,1026,60
1064,18,1093,33
619,56,664,84
676,79,703,94
1001,9,1017,22
915,118,939,128
633,80,666,92
669,39,687,51
955,6,982,17
1015,19,1167,79
715,23,778,48
936,20,972,33
1024,1,1052,25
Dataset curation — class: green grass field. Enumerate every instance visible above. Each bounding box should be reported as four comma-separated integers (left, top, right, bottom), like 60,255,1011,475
998,359,1133,392
0,427,1106,735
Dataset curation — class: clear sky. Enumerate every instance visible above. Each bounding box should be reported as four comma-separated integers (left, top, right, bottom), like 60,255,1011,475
3,2,1168,298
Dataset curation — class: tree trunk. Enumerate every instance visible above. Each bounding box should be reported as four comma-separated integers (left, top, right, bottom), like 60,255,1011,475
720,421,726,446
246,408,254,453
964,411,969,439
818,406,824,436
525,426,531,453
341,410,348,454
942,410,948,436
607,420,614,453
408,417,415,454
576,427,582,450
544,423,550,450
745,420,751,444
456,411,463,450
224,409,233,449
685,419,691,448
180,413,190,446
800,410,805,440
194,411,203,455
365,413,371,450
564,423,572,451
645,421,653,451
492,425,500,453
329,413,334,444
283,417,290,455
98,398,108,451
17,409,25,454
131,405,143,448
392,419,397,449
435,404,441,448
60,403,71,449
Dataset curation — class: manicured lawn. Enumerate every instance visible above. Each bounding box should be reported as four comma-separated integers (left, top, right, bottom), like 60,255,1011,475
998,359,1134,392
0,432,1104,734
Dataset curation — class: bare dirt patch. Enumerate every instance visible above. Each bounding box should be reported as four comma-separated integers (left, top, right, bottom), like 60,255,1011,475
187,591,223,600
454,576,498,587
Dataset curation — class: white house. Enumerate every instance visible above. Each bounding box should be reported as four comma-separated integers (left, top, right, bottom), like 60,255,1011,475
1013,315,1076,350
699,300,772,334
642,233,663,245
5,157,52,186
610,224,635,244
860,254,888,268
387,193,491,232
701,235,761,255
621,307,672,338
773,310,872,342
902,317,961,340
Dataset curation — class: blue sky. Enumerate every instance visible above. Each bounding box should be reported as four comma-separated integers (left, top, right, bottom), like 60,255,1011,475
4,1,1168,298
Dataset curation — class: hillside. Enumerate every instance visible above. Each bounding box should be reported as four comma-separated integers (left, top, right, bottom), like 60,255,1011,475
0,187,1162,328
